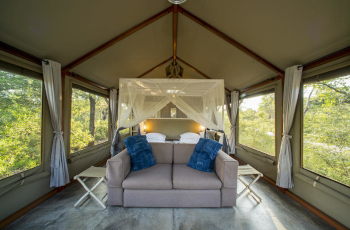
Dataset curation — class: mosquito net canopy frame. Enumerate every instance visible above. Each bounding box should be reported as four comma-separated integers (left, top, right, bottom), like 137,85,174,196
111,78,228,157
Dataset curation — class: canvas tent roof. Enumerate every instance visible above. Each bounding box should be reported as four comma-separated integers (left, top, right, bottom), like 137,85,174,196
120,78,223,96
0,0,350,91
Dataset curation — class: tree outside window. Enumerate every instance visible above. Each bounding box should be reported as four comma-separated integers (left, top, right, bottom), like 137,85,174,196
0,70,42,180
70,87,109,154
303,75,350,187
238,92,275,156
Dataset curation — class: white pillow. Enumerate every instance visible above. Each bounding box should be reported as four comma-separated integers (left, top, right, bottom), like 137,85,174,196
147,139,165,143
181,135,200,138
147,136,166,142
180,135,200,139
146,133,166,139
179,139,199,144
180,136,200,141
147,137,166,142
180,132,200,138
180,137,200,141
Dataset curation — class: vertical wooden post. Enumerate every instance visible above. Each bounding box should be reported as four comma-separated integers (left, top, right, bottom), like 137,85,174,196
61,70,67,136
88,95,96,146
173,4,178,61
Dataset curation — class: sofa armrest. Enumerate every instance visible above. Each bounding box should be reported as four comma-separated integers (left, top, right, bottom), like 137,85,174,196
214,150,238,188
106,149,131,188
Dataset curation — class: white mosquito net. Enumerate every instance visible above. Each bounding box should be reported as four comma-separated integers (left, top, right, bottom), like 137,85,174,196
111,78,227,156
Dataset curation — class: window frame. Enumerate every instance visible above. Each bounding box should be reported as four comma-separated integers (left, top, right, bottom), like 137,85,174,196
236,80,282,163
65,77,110,161
237,87,277,158
0,62,48,188
300,67,350,191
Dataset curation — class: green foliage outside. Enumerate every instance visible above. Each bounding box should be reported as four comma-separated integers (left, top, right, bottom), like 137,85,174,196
303,76,350,187
119,128,130,139
0,71,42,180
238,93,275,156
70,88,109,153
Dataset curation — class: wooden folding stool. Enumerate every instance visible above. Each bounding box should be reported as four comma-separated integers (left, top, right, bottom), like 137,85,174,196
74,166,107,209
237,164,263,203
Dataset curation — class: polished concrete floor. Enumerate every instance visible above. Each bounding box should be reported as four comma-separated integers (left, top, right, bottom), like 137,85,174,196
5,174,334,230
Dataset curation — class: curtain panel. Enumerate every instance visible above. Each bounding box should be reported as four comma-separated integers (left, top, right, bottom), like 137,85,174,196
276,65,303,189
226,91,239,154
109,89,118,155
42,60,70,187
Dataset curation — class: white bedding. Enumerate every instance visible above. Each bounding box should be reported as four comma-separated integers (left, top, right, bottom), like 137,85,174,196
146,132,166,143
178,132,200,144
180,132,200,139
146,133,166,139
147,139,166,143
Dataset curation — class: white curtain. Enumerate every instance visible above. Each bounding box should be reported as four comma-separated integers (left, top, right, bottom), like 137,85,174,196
111,79,225,156
226,91,239,154
109,89,118,146
42,60,70,187
276,65,303,189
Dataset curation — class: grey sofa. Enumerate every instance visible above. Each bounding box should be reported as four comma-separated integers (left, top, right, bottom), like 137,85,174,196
106,142,238,207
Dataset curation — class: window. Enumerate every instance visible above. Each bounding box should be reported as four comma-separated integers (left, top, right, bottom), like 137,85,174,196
70,85,109,154
0,68,42,180
238,90,275,156
303,68,350,187
170,108,177,118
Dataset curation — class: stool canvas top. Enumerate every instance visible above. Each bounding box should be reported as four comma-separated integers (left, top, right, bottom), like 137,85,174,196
74,167,106,179
238,164,262,176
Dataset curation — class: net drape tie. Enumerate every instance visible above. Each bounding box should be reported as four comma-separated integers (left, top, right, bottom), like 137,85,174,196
282,133,292,139
111,127,126,157
313,176,320,187
53,131,63,135
206,129,230,154
20,172,25,186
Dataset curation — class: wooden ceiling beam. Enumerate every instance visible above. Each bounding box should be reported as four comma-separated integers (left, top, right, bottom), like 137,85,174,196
63,6,174,71
177,6,285,77
137,57,173,78
177,57,231,93
0,41,42,66
177,57,211,79
303,46,350,71
240,46,350,93
173,5,178,61
64,71,109,91
240,75,283,93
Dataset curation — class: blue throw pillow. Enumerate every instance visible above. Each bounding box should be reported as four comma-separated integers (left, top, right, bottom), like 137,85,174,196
123,135,156,172
187,138,223,172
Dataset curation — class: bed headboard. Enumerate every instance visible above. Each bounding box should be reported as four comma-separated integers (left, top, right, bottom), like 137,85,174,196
146,119,200,139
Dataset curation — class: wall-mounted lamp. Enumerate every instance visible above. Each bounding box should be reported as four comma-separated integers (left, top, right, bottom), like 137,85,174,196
199,125,205,138
143,122,147,132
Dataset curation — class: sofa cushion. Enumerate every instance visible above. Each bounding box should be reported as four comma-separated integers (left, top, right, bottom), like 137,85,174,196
149,142,173,163
123,189,221,208
124,135,156,171
122,164,172,190
173,143,196,164
173,164,222,190
187,138,222,172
